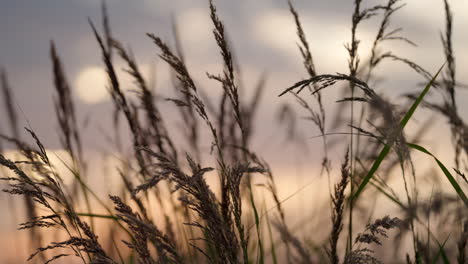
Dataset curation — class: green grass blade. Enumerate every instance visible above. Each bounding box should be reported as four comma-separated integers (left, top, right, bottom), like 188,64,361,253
370,179,406,209
431,235,450,264
352,64,444,201
264,203,278,264
76,213,120,220
399,66,444,128
111,237,126,264
76,211,131,262
249,187,264,264
355,159,408,210
407,143,468,207
352,145,390,201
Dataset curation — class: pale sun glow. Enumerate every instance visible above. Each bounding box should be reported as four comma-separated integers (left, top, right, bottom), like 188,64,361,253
74,66,109,104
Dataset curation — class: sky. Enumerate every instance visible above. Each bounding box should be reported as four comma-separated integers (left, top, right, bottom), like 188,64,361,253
1,0,467,149
1,0,467,176
0,0,467,262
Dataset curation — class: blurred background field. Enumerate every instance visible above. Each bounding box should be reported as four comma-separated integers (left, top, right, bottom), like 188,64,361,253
0,0,467,263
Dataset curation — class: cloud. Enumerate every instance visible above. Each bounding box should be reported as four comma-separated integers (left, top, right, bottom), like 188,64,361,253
175,8,217,61
74,63,159,104
1,149,75,185
399,0,468,31
254,9,298,55
252,9,380,73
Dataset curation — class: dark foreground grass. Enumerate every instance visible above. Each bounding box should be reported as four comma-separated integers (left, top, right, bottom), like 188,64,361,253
0,0,467,263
